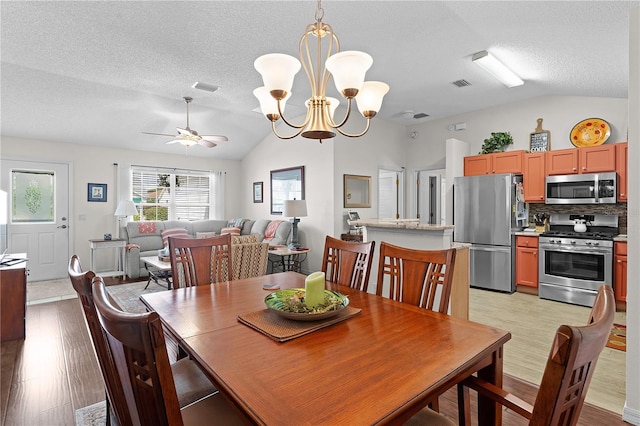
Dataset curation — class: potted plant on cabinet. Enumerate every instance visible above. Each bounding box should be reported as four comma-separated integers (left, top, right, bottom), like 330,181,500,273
480,132,513,154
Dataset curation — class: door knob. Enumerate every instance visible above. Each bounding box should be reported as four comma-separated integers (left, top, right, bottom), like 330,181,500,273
57,225,68,229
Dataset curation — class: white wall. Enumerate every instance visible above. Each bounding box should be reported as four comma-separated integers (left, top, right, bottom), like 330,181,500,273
624,6,639,425
405,95,628,168
0,137,241,269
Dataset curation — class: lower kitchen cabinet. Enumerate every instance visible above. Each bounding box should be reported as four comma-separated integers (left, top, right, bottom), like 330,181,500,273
516,235,538,289
614,241,627,303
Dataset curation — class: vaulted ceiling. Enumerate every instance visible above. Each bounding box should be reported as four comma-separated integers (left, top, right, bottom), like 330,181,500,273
1,1,637,159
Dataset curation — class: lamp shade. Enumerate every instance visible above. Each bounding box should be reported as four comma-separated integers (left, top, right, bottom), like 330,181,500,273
254,86,290,116
325,51,372,96
114,200,137,217
355,81,390,115
283,199,307,218
254,53,301,94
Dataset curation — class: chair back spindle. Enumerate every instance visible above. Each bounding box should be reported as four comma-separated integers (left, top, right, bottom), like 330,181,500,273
169,234,232,288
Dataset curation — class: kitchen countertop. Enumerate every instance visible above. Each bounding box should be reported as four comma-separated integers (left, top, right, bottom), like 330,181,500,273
348,219,454,231
614,234,627,242
514,229,543,236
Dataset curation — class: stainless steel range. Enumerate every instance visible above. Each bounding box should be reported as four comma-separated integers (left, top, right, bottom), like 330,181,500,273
538,213,618,307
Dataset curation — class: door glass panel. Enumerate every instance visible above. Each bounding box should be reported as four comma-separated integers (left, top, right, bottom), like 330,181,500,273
11,170,55,223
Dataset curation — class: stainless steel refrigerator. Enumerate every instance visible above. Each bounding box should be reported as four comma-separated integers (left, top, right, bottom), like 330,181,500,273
453,174,528,293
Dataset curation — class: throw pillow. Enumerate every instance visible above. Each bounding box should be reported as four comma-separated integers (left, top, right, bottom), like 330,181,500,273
231,234,260,244
138,222,157,234
227,218,246,229
196,231,217,239
161,228,189,247
220,226,241,236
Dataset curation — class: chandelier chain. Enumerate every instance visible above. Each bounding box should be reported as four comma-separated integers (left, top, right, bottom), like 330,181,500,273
315,0,324,21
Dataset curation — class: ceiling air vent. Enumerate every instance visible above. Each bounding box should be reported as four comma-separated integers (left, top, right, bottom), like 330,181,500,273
413,112,429,119
452,79,472,88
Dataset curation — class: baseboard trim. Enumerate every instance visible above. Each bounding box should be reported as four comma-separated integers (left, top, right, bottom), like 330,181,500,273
623,403,640,425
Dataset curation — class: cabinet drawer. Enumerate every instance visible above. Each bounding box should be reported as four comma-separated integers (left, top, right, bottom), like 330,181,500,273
615,241,627,255
516,236,538,248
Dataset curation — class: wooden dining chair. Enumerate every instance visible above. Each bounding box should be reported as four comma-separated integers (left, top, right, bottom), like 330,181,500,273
70,256,223,424
455,284,616,426
169,234,232,288
376,241,457,313
91,276,244,426
321,235,375,291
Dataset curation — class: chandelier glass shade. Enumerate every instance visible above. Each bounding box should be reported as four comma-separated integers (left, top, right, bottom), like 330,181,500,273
253,1,389,142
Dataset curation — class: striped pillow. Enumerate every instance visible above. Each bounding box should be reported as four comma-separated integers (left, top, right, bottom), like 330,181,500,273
220,226,241,236
161,228,189,247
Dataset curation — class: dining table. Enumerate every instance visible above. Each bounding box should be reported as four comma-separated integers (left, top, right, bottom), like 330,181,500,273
140,271,511,425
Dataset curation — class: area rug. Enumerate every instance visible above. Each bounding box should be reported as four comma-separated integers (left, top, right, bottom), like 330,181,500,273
606,323,626,351
106,280,168,313
74,400,106,426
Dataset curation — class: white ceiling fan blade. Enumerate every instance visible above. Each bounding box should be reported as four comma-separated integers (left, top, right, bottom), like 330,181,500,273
198,140,217,148
166,139,183,145
200,134,228,142
142,131,177,137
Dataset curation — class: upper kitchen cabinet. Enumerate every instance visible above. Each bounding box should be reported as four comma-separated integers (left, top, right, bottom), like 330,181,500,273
579,144,616,173
616,142,628,201
545,148,579,175
523,152,546,203
546,144,616,176
464,151,524,176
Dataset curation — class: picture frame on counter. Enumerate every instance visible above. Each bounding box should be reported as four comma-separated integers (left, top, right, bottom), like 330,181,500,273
530,118,550,152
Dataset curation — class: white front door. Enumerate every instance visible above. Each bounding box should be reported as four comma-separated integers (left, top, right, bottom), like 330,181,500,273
1,159,71,281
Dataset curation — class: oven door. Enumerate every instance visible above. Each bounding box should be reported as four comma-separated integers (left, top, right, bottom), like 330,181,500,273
539,244,612,291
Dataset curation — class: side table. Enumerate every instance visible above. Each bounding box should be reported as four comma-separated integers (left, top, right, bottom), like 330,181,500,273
141,256,172,289
268,247,310,273
89,238,126,278
341,233,363,242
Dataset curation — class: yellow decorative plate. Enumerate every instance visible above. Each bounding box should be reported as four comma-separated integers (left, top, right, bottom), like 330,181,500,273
570,118,611,147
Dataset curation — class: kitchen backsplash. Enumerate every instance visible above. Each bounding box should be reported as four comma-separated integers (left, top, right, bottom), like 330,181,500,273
529,203,627,234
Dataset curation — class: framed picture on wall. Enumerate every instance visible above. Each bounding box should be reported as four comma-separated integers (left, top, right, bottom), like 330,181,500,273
253,181,263,203
88,183,107,202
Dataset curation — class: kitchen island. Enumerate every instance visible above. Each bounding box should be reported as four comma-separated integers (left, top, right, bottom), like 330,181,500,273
348,219,468,319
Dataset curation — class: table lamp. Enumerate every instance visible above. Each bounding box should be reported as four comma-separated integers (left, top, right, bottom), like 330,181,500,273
283,199,307,248
114,200,138,237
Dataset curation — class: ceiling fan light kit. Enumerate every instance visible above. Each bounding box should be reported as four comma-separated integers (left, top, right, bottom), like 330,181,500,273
253,0,389,142
142,96,228,149
472,50,524,88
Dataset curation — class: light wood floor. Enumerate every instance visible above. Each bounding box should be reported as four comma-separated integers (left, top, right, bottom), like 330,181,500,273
468,288,627,415
1,283,628,425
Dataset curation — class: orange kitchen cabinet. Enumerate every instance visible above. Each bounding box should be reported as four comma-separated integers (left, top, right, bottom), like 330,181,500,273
614,241,627,303
579,144,616,173
464,151,524,176
616,142,628,201
523,152,546,203
546,148,579,175
516,236,538,288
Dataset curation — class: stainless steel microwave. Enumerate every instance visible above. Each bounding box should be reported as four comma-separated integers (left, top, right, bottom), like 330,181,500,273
545,172,617,204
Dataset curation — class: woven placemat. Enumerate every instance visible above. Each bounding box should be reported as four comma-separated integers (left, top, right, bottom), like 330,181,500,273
238,306,361,342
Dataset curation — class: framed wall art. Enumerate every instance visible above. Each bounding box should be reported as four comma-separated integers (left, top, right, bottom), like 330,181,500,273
253,181,263,203
529,118,551,152
88,183,107,202
270,166,304,214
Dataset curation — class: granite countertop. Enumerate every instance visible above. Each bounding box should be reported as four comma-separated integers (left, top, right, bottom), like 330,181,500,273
349,219,455,231
614,234,627,242
514,229,544,236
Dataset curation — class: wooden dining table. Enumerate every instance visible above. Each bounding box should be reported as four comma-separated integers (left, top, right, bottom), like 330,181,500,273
140,271,510,425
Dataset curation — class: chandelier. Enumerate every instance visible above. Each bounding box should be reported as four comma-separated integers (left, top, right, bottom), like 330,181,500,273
253,0,389,142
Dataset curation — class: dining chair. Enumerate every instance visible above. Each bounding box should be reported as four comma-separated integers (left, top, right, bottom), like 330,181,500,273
70,256,222,425
321,235,375,291
91,276,244,426
376,242,456,414
169,234,232,288
376,241,457,314
454,284,616,426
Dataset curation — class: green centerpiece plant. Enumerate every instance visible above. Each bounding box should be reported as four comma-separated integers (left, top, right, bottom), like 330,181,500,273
480,132,513,154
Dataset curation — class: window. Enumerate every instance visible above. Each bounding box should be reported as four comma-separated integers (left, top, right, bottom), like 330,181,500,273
131,167,212,221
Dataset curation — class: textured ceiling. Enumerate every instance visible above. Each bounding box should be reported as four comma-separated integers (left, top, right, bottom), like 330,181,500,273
1,1,637,160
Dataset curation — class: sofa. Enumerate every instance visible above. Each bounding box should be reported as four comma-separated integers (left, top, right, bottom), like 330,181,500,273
123,219,292,279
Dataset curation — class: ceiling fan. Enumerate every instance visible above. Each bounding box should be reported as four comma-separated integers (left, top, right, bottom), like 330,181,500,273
143,96,228,148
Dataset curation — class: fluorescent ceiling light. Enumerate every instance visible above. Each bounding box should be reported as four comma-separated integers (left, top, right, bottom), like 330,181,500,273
472,50,524,88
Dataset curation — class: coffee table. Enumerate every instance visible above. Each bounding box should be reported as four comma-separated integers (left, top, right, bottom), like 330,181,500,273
140,256,172,289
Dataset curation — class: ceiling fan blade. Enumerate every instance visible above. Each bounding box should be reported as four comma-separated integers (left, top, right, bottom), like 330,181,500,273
198,139,217,148
201,134,228,142
166,139,183,145
142,131,177,137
